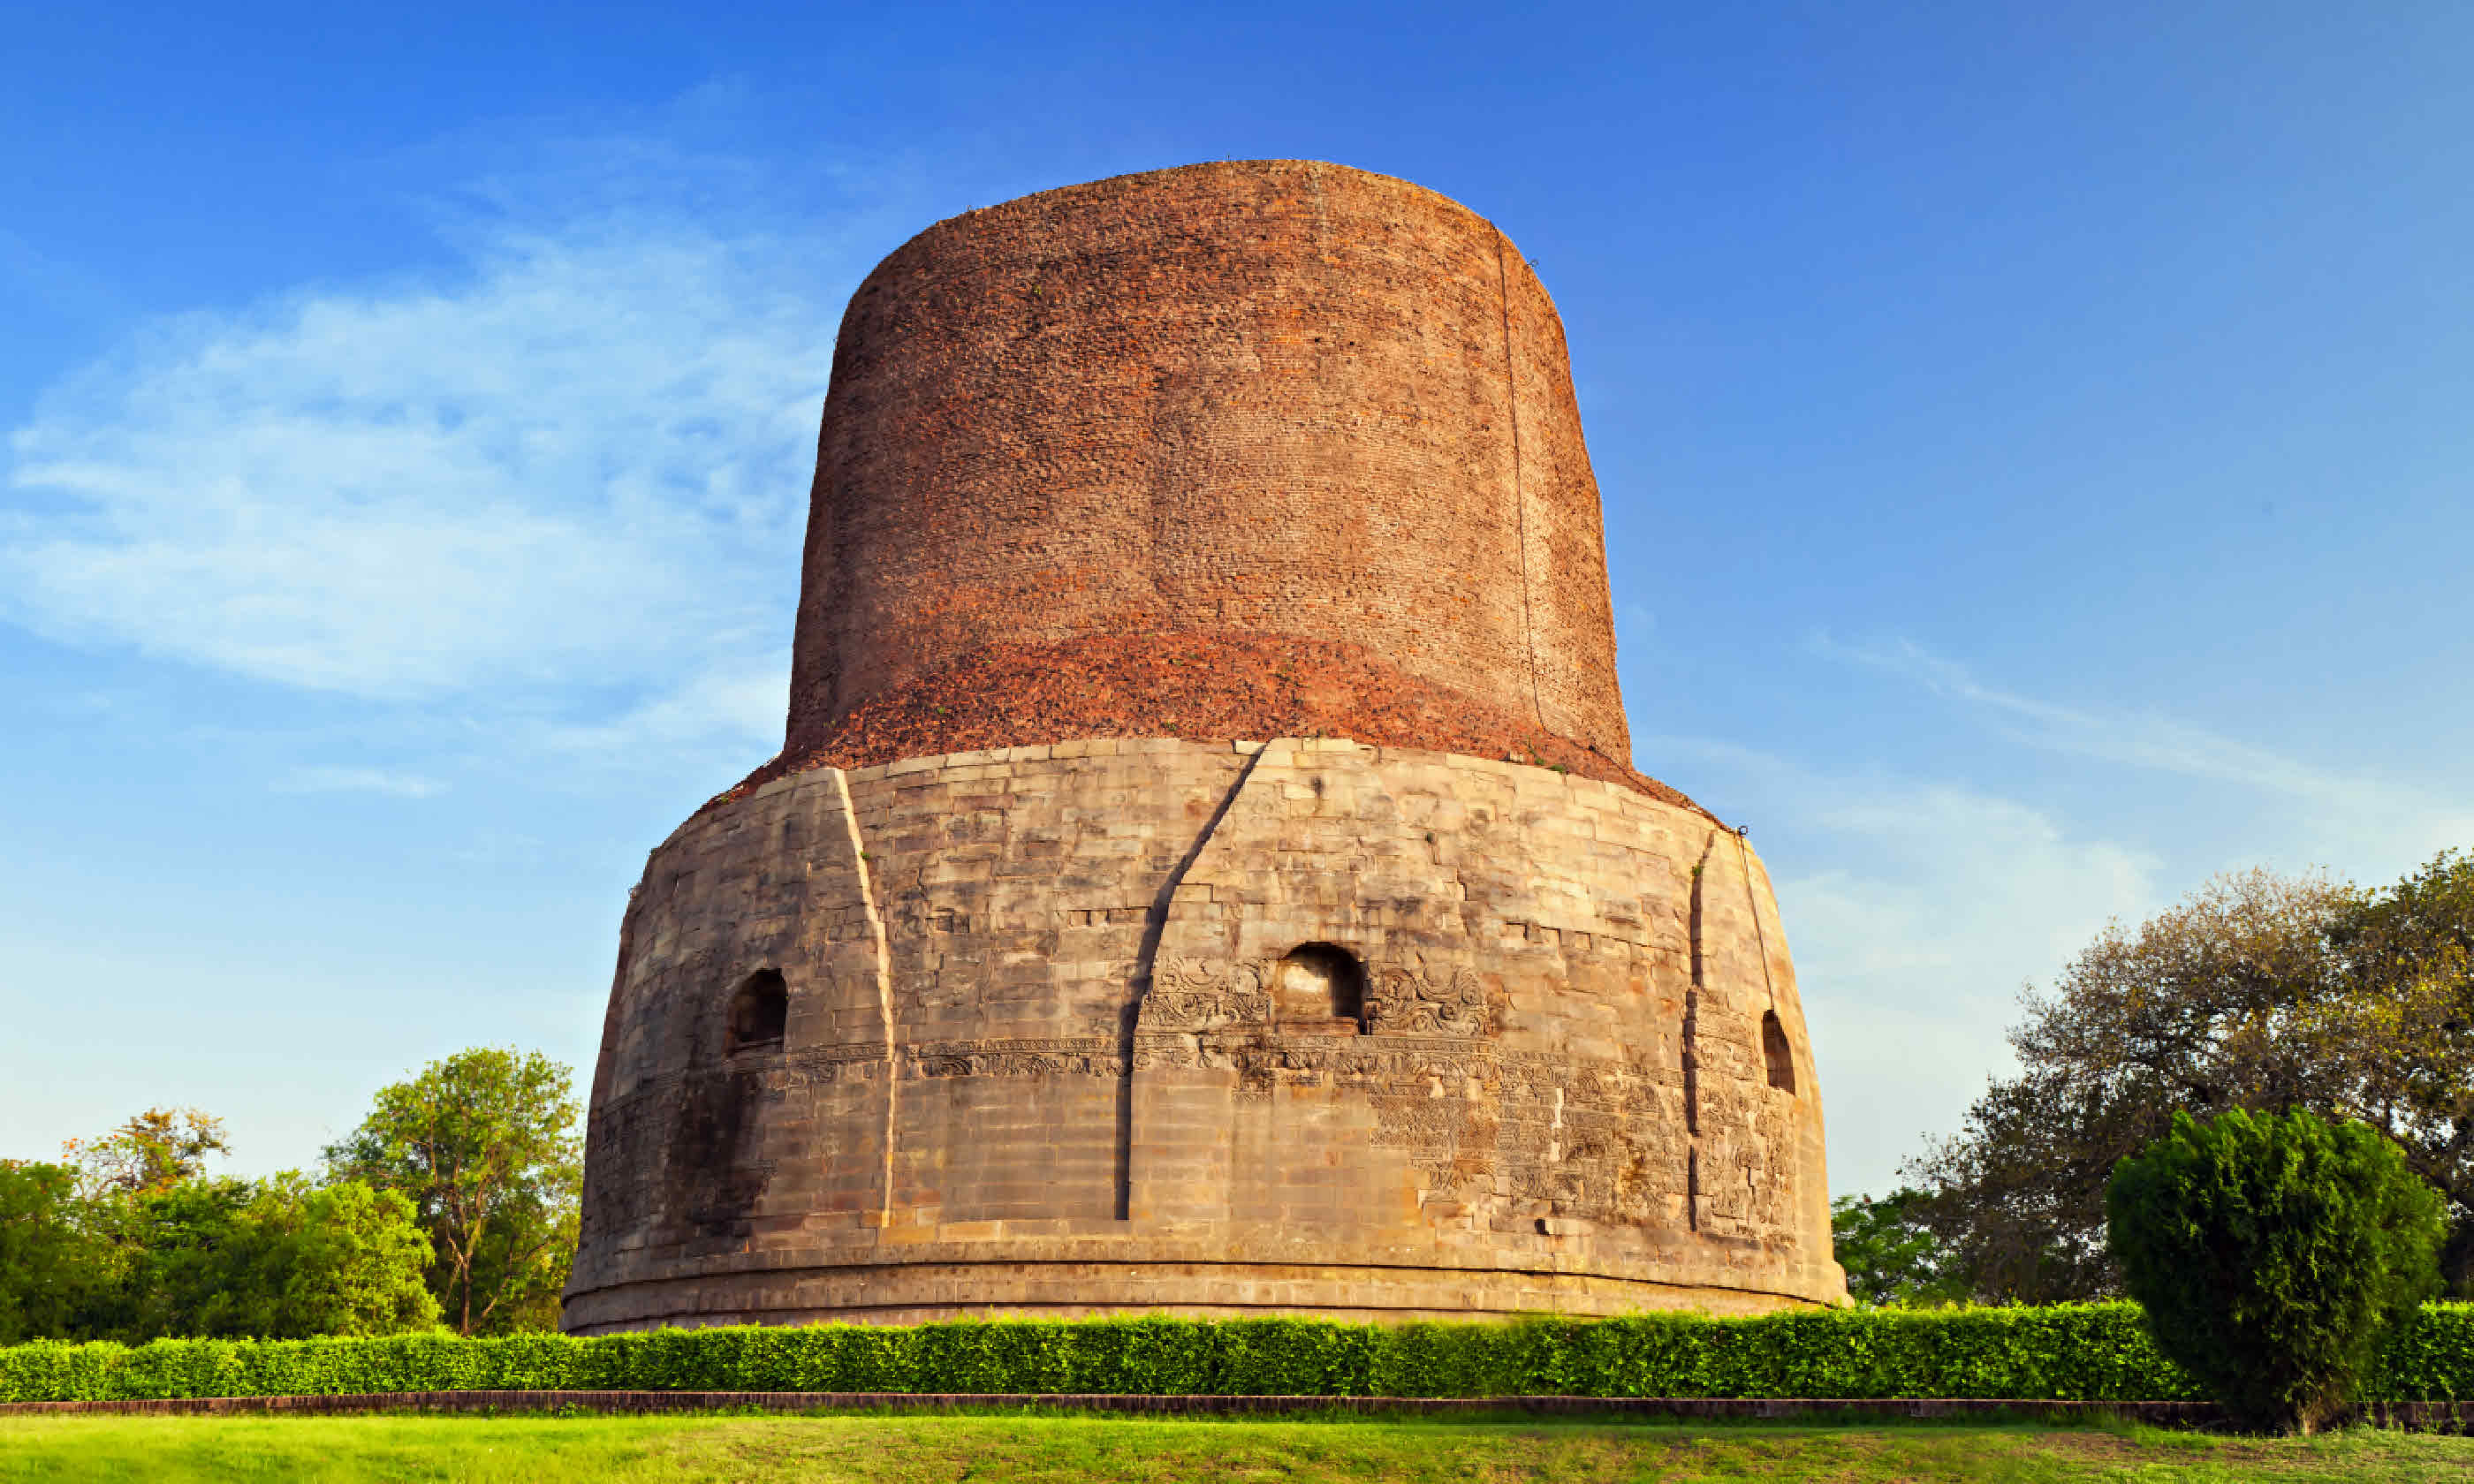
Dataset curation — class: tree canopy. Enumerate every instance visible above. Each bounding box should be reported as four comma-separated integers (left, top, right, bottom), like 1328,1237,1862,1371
323,1047,583,1336
0,1161,110,1344
0,1136,438,1343
1829,1188,1970,1307
1902,852,2474,1301
83,1172,440,1340
61,1107,231,1198
0,1044,582,1344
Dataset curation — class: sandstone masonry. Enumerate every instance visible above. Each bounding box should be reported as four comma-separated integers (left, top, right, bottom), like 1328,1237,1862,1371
569,738,1840,1329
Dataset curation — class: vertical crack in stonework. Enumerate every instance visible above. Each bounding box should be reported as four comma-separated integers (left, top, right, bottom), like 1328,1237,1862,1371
1734,829,1780,1012
1688,1148,1702,1235
1116,740,1273,1218
1494,227,1547,732
829,767,899,1229
1684,831,1719,1230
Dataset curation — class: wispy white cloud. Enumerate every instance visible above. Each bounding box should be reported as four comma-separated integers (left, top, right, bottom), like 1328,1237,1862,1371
1821,633,2384,804
274,766,447,799
4,227,824,698
0,145,883,772
1812,632,2474,871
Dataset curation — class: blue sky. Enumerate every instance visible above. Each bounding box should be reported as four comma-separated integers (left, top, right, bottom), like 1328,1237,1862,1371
5,2,2469,1197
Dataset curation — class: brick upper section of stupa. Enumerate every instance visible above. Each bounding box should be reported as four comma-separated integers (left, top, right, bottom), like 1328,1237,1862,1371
747,160,1676,806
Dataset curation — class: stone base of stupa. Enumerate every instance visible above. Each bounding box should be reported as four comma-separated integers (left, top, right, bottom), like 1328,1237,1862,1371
563,738,1845,1333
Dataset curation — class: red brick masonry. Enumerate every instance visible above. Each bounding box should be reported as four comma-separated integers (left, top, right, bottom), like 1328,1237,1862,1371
11,1389,2469,1432
786,160,1637,776
713,632,1712,820
0,1389,2378,1429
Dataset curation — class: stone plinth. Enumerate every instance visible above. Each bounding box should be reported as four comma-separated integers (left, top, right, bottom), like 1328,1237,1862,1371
564,738,1842,1332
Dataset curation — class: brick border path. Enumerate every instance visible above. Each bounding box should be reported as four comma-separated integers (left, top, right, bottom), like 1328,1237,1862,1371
3,1390,2465,1430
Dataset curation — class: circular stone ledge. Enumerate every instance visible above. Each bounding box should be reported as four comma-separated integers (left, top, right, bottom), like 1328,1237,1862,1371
561,1260,1829,1335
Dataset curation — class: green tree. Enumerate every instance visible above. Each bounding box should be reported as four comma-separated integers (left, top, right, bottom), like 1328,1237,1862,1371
1830,1188,1969,1306
2107,1107,2445,1434
1904,859,2474,1300
0,1161,118,1343
62,1107,230,1198
95,1176,256,1338
89,1174,436,1340
2322,848,2474,1291
13,1109,437,1342
324,1048,583,1335
279,1180,444,1336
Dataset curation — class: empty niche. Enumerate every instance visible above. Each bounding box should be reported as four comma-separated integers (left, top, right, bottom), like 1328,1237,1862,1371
1274,943,1365,1030
1761,1010,1796,1094
726,969,789,1055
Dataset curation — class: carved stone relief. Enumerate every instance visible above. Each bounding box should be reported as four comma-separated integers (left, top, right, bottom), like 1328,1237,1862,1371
1365,964,1496,1036
1137,956,1271,1030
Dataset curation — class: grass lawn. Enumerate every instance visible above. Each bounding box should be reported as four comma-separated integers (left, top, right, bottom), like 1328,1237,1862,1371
2,1412,2469,1482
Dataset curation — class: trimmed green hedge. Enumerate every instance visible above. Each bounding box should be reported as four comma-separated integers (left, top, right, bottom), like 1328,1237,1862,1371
4,1305,2470,1405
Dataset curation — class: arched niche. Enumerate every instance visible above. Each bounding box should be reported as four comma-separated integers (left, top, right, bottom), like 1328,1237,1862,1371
1761,1009,1796,1094
1274,943,1365,1031
726,969,789,1055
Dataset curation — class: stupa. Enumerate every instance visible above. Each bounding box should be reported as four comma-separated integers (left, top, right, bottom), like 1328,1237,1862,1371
563,161,1847,1331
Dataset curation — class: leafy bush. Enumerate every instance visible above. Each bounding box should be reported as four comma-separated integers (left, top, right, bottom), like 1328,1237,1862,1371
5,1304,2470,1405
2108,1107,2448,1433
